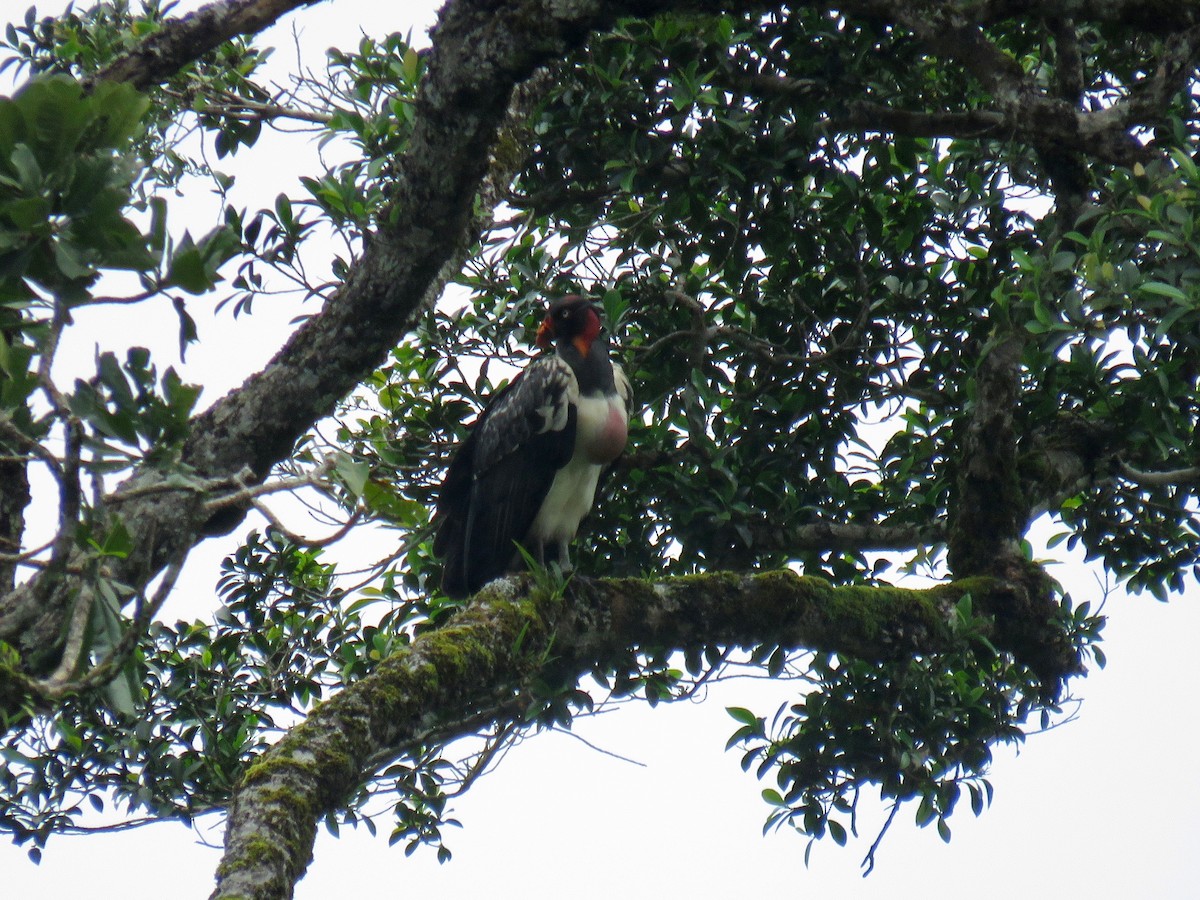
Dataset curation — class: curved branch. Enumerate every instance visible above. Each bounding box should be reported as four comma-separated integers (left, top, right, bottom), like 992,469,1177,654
210,566,1078,899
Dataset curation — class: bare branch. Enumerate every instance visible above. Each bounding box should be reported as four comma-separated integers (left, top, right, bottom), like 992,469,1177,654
0,537,56,566
860,800,900,877
1119,462,1200,487
199,460,334,512
250,498,362,548
40,574,95,692
549,726,649,768
161,85,333,125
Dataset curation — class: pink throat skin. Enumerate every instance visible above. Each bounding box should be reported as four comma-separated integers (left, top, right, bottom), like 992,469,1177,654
586,402,628,464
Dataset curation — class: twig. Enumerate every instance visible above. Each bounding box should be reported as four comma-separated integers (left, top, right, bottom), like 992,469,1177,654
84,287,162,306
252,500,362,548
550,726,648,767
34,418,84,608
9,550,187,704
0,413,65,478
107,467,256,504
446,720,523,798
53,552,187,698
201,92,332,125
26,300,87,608
860,800,900,877
39,576,96,692
0,537,57,565
674,647,732,701
201,458,338,513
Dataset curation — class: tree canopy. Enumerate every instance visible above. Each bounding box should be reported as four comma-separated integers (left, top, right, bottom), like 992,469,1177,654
0,1,1197,897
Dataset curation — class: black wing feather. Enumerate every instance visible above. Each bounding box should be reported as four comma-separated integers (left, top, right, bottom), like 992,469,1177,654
434,357,577,597
461,413,576,591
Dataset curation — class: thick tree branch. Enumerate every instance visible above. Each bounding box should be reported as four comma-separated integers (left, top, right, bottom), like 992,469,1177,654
947,332,1027,576
721,8,1198,168
826,99,1148,167
908,3,1200,166
86,0,323,91
939,332,1085,684
210,566,1079,899
748,519,946,555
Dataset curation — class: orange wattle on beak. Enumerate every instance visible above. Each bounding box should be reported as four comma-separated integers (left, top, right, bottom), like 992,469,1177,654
535,318,553,349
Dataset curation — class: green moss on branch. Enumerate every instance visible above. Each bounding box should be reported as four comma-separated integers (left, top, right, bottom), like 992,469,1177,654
212,561,1078,899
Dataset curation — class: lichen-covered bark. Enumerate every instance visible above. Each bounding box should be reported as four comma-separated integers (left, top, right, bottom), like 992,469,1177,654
87,0,322,91
943,334,1078,687
1020,413,1124,517
210,567,1076,900
0,456,28,595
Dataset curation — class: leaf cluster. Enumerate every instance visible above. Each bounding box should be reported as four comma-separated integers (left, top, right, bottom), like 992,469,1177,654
726,595,1059,859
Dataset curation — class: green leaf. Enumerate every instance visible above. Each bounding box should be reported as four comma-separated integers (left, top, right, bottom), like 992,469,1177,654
1138,281,1188,302
334,452,371,497
165,238,210,294
7,142,42,191
828,819,847,846
86,580,140,717
52,238,92,279
936,817,952,843
726,706,758,726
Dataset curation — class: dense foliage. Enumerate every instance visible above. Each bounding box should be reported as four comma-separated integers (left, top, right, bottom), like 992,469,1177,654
0,0,1195,891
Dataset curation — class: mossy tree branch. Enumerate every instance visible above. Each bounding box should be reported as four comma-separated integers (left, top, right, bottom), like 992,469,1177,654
210,567,1080,900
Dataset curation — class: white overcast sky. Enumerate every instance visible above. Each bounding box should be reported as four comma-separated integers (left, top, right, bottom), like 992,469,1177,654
2,1,1198,897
